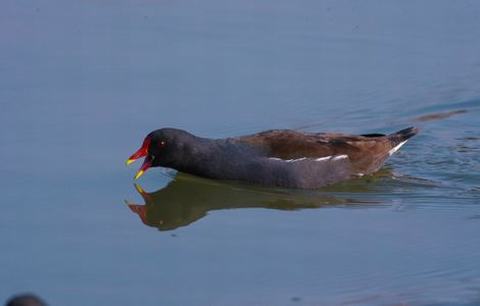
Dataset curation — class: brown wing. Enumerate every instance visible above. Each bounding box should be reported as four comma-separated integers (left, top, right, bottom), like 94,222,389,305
232,129,398,174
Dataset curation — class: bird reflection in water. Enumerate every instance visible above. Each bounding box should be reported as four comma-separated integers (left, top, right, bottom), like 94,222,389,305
125,173,385,231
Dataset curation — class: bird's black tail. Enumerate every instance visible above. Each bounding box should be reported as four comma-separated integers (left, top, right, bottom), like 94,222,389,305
388,127,419,148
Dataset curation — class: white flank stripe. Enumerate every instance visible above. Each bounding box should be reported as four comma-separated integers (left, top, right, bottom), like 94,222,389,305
332,154,348,160
388,140,408,156
268,157,307,163
285,157,307,163
270,155,349,163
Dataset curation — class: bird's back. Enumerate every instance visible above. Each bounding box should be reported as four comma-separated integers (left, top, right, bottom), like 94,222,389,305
232,127,418,176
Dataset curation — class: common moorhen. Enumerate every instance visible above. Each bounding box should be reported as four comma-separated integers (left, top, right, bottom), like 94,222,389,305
126,127,418,189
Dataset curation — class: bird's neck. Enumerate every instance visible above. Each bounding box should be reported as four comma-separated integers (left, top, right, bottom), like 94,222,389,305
170,139,259,180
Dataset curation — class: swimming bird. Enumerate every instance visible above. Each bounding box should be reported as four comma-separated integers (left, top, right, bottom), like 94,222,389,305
126,127,418,189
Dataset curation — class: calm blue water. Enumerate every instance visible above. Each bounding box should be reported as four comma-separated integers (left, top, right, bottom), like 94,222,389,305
1,1,480,305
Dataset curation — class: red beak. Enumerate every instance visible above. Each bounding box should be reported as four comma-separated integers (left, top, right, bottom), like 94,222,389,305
126,137,151,166
126,136,153,180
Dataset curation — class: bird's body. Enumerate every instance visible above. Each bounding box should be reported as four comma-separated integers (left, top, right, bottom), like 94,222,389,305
126,127,418,189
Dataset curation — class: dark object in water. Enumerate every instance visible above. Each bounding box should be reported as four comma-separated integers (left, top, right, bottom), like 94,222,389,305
5,294,47,306
125,177,377,231
126,127,418,189
414,109,467,122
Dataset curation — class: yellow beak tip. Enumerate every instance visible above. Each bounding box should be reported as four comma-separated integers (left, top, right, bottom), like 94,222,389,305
125,159,135,166
134,170,145,180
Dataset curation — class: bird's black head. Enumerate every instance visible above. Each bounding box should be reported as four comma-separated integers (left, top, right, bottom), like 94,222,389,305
126,128,198,179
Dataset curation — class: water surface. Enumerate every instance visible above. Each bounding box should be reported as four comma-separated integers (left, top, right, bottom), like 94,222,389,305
1,1,480,305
